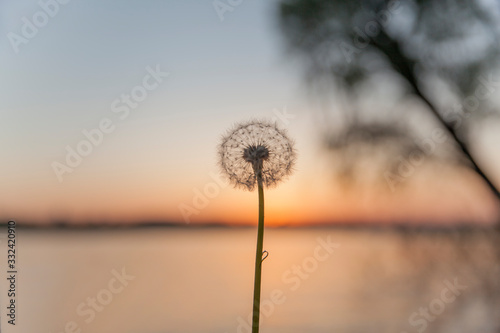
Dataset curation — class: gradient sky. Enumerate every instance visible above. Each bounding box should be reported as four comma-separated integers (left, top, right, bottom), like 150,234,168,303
1,0,499,226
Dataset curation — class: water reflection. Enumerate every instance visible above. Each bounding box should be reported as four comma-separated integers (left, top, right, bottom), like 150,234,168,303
10,227,499,333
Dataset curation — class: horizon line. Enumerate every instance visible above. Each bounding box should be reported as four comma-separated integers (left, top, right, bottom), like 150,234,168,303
2,219,498,231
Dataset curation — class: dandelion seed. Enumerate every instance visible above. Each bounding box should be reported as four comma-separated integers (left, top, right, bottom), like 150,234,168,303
217,119,296,333
218,120,296,191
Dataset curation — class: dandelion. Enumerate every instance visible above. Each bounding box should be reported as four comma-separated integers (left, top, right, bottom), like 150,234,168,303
219,120,296,191
218,120,296,333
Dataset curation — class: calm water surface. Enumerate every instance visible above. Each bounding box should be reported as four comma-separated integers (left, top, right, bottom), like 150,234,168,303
4,227,499,333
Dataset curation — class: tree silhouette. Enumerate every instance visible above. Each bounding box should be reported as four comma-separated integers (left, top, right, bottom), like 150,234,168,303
278,0,500,199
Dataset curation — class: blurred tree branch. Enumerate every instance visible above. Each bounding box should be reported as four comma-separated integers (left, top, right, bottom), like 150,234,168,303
278,0,500,200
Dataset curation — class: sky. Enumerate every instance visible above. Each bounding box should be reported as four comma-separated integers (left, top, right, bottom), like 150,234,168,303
1,0,499,226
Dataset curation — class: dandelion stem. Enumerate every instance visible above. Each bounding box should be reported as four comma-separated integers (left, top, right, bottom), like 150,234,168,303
251,174,265,333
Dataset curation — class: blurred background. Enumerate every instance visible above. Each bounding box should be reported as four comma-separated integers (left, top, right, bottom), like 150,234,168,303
0,0,499,332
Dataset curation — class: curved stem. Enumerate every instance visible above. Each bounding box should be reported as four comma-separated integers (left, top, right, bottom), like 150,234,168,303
252,175,265,333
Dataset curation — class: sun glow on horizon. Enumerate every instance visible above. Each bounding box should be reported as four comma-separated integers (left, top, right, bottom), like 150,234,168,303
1,1,498,228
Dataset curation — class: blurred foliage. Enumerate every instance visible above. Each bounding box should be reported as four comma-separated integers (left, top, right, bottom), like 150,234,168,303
278,0,500,193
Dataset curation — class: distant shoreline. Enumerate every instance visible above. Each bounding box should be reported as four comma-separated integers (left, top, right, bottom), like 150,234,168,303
1,220,498,233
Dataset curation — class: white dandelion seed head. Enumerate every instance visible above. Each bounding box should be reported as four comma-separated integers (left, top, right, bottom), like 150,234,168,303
218,119,297,191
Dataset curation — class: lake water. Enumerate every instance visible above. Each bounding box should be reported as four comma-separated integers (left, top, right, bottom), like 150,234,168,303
2,227,499,333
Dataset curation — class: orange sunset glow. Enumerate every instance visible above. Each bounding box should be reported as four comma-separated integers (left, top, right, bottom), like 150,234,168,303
1,1,499,227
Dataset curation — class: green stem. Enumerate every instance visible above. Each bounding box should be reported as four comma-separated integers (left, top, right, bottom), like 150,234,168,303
252,175,265,333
